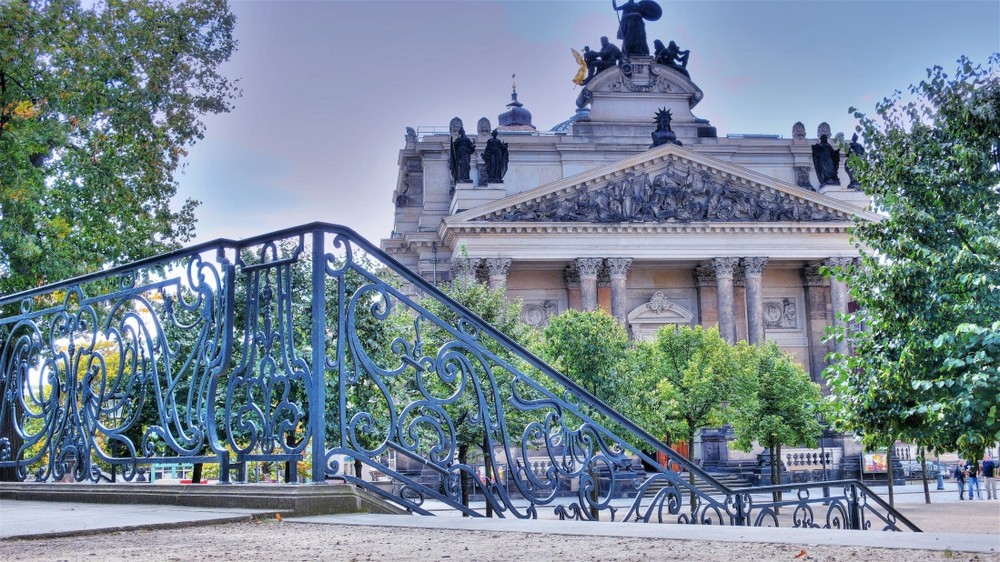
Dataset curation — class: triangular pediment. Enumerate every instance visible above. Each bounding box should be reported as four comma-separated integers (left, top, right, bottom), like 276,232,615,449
447,144,875,228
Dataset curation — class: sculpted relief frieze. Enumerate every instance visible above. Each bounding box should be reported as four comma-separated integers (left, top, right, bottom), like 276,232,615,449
483,164,838,224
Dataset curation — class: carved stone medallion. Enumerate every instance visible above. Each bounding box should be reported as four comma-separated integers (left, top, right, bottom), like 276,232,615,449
762,297,797,329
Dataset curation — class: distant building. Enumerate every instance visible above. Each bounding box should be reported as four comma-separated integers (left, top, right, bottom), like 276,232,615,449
383,55,870,388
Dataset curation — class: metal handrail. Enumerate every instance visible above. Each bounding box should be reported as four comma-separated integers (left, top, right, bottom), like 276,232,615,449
0,222,918,530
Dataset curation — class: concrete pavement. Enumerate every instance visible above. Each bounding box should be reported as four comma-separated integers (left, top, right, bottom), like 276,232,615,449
1,483,997,555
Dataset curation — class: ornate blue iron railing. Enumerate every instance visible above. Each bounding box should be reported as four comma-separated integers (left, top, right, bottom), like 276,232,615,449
0,223,918,530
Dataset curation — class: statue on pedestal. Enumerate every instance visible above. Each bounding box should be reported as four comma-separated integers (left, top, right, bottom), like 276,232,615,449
613,0,661,57
845,133,865,188
811,134,841,186
653,39,690,77
482,129,509,183
650,108,681,148
450,128,475,183
584,36,623,84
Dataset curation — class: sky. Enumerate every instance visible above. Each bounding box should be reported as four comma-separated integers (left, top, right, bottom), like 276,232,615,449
176,0,1000,247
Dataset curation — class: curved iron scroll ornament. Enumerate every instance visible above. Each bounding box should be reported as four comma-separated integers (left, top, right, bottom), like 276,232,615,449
0,253,231,483
0,223,917,532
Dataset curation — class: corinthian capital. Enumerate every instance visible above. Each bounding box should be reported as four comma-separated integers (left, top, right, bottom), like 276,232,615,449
741,257,768,277
606,257,633,278
484,258,512,278
712,257,740,279
801,265,827,287
824,257,854,271
450,257,482,280
693,266,716,287
576,258,603,278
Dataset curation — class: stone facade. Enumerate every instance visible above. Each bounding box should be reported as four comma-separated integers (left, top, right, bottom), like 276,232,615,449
381,56,872,383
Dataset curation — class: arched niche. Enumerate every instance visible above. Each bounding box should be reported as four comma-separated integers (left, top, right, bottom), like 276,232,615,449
627,291,695,341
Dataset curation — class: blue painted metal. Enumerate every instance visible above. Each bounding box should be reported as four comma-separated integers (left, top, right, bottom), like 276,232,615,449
0,222,919,531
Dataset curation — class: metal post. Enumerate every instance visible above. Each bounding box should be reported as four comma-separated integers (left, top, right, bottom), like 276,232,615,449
816,414,830,499
848,483,861,530
936,452,945,490
310,229,327,484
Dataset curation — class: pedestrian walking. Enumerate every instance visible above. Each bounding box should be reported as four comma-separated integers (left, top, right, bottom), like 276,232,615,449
954,461,966,500
965,459,981,500
982,454,997,500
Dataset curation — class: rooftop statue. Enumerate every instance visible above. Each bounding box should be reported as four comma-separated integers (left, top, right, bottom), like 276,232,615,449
450,127,475,183
482,129,509,183
811,134,841,186
653,39,690,78
845,133,865,189
582,36,623,84
571,48,589,86
650,108,681,148
613,0,661,57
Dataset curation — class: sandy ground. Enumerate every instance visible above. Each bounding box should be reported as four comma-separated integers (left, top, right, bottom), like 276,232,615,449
1,488,996,562
1,519,997,562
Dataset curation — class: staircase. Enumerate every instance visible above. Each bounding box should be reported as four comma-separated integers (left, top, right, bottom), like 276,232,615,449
643,472,751,498
0,222,919,531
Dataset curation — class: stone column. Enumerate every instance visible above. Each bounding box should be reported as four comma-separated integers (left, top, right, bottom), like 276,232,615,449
693,266,717,328
450,257,481,285
802,265,831,386
742,257,768,345
576,258,602,312
564,264,581,311
484,258,512,291
606,258,633,323
733,265,747,342
713,257,740,344
825,258,854,358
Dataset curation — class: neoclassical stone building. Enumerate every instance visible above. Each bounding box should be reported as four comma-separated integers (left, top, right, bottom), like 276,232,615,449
382,53,872,384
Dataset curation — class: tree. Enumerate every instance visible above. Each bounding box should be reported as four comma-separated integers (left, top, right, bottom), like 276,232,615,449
627,325,744,505
537,309,629,405
0,0,241,294
536,308,629,520
825,55,1000,462
730,342,823,504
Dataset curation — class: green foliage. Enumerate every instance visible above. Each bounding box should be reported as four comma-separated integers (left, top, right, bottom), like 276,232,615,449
537,309,629,403
630,325,744,455
730,342,823,456
0,0,241,293
826,54,1000,457
731,343,823,452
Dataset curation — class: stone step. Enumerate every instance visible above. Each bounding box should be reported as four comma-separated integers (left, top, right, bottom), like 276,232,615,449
641,472,751,497
0,482,406,517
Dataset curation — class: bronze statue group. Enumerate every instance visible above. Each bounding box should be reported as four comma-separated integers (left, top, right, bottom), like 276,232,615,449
572,0,689,87
450,128,509,185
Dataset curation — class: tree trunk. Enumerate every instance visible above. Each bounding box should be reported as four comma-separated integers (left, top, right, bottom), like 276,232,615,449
482,435,494,518
919,447,931,504
284,433,298,484
458,444,469,516
587,463,600,521
771,443,782,512
886,441,895,508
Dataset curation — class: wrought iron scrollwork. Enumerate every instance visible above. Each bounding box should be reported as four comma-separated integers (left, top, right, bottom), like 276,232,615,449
0,223,919,532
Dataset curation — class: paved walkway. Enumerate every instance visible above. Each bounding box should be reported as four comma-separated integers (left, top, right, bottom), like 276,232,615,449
1,483,997,554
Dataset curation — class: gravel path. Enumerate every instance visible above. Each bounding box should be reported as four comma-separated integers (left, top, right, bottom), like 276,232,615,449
0,520,996,562
1,490,996,562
